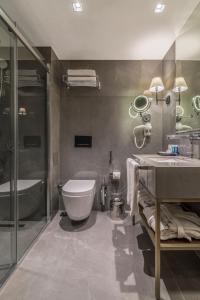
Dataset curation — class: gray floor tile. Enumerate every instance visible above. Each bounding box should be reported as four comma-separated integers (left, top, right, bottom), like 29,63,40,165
0,212,199,300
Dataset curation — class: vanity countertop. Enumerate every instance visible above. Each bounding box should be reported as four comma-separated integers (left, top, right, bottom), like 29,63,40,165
132,154,200,168
132,154,200,199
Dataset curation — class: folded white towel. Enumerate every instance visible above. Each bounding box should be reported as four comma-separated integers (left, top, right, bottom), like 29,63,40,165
68,76,97,82
67,69,96,77
18,76,39,81
6,70,38,76
126,158,139,216
18,82,42,88
19,70,38,76
67,76,97,87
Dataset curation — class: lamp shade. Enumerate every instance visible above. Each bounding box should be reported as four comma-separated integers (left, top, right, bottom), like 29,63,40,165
173,77,188,93
149,77,164,93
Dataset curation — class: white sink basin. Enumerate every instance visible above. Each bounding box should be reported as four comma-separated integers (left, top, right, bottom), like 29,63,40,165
148,157,192,165
149,158,178,163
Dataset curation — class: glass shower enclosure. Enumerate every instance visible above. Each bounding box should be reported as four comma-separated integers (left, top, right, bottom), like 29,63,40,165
0,9,48,285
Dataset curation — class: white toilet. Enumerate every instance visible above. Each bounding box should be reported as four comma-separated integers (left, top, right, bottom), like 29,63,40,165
62,179,96,221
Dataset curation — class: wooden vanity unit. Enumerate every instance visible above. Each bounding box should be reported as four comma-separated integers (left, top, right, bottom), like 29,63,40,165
133,154,200,300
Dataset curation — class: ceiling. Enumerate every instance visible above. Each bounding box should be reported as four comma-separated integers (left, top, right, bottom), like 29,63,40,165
176,2,200,60
0,0,199,60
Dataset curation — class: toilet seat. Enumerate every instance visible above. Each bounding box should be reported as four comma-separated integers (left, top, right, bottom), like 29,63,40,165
62,180,96,197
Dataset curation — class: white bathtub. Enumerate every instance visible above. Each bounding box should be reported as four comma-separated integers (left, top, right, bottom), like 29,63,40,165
0,179,44,220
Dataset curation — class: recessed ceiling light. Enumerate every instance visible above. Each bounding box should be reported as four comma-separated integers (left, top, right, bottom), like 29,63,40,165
154,3,165,13
73,2,83,12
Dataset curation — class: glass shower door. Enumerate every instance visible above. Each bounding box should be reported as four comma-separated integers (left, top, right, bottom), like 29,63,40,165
0,18,17,284
17,41,48,260
0,9,48,285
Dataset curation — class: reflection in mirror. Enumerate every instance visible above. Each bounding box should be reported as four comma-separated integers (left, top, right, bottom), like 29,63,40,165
175,3,200,132
173,77,188,106
176,105,192,131
176,105,184,118
192,95,200,114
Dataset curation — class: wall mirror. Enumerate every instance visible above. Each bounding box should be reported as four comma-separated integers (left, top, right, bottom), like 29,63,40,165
175,3,200,132
129,95,151,119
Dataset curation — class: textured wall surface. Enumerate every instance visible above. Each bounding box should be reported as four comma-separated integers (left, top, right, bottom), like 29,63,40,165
47,49,61,217
60,60,166,208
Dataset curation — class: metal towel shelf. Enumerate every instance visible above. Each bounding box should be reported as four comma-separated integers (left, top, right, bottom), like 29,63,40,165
62,74,101,90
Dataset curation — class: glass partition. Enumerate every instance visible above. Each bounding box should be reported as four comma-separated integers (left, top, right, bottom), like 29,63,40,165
17,41,47,259
0,18,16,285
0,13,48,284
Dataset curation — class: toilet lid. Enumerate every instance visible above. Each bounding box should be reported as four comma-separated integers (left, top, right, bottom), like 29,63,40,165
62,180,96,196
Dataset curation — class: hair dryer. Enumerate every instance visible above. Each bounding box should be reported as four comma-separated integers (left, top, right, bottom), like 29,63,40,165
133,122,152,149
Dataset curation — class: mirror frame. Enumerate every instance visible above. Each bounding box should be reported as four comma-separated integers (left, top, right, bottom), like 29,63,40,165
132,95,151,113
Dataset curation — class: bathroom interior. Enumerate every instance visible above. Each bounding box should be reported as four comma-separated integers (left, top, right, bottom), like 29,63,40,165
0,0,200,299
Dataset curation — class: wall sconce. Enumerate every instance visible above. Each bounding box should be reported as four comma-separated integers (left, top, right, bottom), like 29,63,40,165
149,77,170,105
173,77,188,105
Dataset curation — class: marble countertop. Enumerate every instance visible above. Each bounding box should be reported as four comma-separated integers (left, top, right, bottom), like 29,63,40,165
132,154,200,168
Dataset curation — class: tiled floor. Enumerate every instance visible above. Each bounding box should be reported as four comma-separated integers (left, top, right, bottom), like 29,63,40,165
0,212,200,300
0,219,47,286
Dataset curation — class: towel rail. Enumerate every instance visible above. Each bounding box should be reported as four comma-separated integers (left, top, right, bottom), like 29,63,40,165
62,74,101,90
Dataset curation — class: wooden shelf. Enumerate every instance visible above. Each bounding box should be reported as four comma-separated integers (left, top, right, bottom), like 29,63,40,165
137,175,200,299
139,205,200,251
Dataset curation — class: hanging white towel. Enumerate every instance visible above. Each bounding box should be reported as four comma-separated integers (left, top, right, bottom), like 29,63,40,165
126,158,139,216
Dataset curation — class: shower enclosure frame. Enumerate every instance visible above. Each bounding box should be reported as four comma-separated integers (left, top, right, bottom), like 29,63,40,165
0,8,49,72
0,6,50,284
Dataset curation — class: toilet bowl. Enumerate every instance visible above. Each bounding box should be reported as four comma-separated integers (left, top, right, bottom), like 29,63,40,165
62,180,96,221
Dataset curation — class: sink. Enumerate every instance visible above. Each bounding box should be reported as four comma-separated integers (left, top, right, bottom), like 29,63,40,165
148,157,191,165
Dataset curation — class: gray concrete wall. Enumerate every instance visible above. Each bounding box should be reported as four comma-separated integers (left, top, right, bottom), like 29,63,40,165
60,60,165,209
47,49,61,217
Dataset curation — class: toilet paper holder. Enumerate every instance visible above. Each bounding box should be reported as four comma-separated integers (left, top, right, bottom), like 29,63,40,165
109,171,121,181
